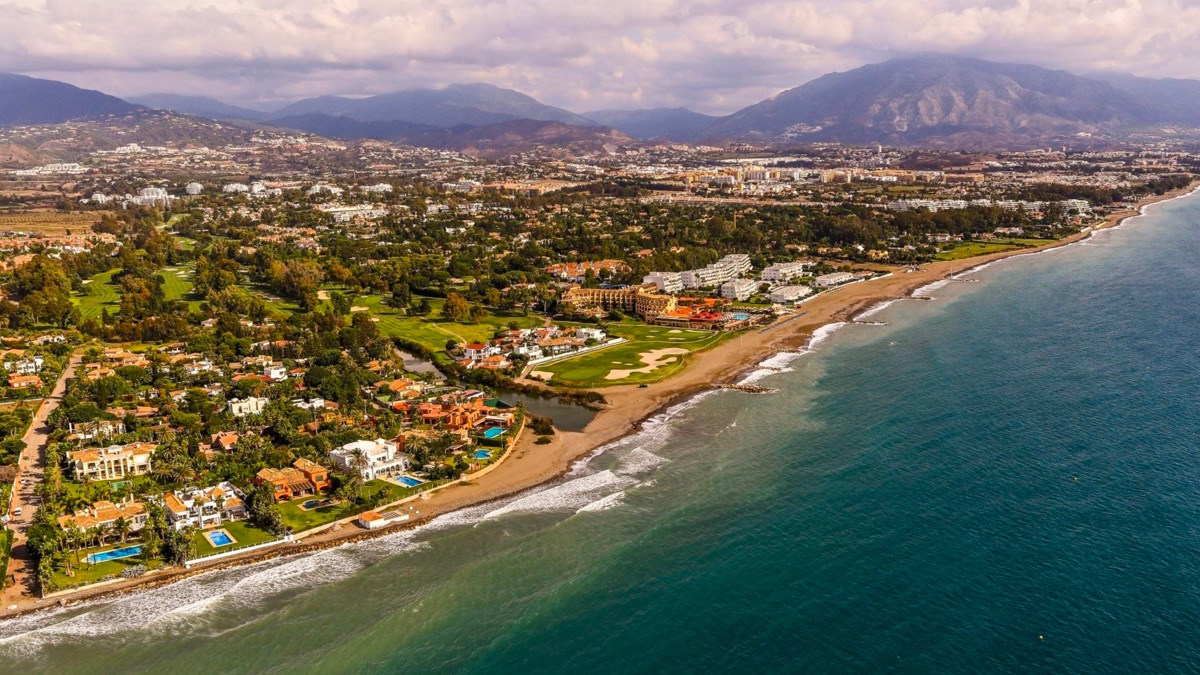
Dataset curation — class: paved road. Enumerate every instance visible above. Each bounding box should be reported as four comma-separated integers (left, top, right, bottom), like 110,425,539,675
1,353,80,611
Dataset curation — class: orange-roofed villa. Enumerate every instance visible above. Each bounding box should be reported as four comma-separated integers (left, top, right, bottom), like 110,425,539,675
255,459,332,502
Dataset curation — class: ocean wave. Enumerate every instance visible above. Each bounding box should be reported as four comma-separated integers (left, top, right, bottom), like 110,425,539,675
615,448,670,475
567,390,716,476
482,470,638,519
911,279,951,298
576,490,626,513
807,321,847,349
855,299,898,320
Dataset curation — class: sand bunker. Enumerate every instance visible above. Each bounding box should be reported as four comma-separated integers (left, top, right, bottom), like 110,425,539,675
529,370,554,381
604,348,691,380
350,305,369,312
317,290,330,300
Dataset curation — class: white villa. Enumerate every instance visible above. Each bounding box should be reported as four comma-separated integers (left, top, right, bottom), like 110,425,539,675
163,482,246,531
228,396,269,418
67,442,157,481
330,438,409,480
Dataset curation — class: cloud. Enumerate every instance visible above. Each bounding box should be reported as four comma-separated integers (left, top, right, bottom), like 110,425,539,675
3,0,1200,113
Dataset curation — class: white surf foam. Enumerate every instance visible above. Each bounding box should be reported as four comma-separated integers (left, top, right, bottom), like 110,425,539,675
576,490,626,513
482,470,638,519
855,299,898,320
806,321,847,349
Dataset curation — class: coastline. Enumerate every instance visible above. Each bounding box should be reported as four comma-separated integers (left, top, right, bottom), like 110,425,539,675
6,183,1195,619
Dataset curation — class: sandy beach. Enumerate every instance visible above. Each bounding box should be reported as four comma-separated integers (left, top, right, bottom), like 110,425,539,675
7,184,1194,617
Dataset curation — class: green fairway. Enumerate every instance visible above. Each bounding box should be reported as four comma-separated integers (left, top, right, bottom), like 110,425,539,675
159,264,193,300
353,294,543,355
73,268,121,320
541,323,734,387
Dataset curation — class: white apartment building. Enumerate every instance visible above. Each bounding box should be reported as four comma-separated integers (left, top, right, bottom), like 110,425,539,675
185,182,204,195
681,254,753,290
643,272,683,294
813,272,856,288
762,261,813,283
721,279,759,301
223,183,250,193
770,285,814,304
330,438,409,480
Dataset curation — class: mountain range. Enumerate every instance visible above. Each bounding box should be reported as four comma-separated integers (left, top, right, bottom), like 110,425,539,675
8,56,1200,151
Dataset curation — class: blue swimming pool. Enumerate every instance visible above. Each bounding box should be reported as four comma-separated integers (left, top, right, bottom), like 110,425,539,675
482,427,505,439
208,530,234,547
732,313,750,321
86,545,141,565
395,476,424,487
302,499,321,509
475,450,493,460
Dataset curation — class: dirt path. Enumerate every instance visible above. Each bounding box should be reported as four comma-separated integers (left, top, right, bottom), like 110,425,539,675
2,353,81,611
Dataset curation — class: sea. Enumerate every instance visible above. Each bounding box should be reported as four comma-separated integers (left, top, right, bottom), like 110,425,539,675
2,191,1200,674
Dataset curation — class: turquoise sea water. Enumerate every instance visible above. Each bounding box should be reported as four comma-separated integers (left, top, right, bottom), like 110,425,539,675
3,192,1200,673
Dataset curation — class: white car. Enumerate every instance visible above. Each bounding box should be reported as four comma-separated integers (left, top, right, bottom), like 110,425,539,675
12,507,22,516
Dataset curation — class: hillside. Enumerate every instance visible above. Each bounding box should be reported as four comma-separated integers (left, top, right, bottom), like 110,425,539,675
0,73,139,127
1090,73,1200,127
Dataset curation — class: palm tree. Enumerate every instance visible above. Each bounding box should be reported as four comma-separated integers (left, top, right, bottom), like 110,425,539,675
349,448,369,498
114,516,130,544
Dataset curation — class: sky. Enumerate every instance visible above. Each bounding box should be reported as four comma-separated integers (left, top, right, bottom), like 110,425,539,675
3,0,1200,114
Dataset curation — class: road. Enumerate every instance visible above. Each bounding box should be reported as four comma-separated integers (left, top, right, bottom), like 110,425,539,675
1,353,80,612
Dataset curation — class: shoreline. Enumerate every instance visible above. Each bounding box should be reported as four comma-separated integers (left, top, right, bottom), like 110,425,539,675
5,183,1195,620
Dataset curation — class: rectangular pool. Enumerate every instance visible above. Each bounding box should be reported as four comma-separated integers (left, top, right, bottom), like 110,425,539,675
207,530,235,547
395,476,424,488
482,427,505,439
86,545,142,565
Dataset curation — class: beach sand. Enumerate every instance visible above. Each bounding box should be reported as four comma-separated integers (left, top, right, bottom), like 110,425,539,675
9,185,1193,616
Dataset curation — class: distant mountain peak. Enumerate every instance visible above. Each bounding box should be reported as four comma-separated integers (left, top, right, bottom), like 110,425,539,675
0,73,139,126
705,55,1161,147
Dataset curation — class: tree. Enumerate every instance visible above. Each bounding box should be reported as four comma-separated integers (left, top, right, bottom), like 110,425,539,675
440,293,470,322
330,291,352,316
114,516,130,544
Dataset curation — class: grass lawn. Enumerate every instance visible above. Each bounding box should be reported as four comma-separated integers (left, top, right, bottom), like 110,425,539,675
278,479,425,532
542,323,736,387
192,520,279,557
74,268,121,320
934,237,1057,261
51,544,162,589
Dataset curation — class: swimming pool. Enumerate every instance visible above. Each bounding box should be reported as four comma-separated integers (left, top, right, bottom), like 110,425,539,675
482,427,505,439
732,313,750,321
475,450,493,460
301,499,322,509
86,545,141,565
395,476,424,488
207,530,234,547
